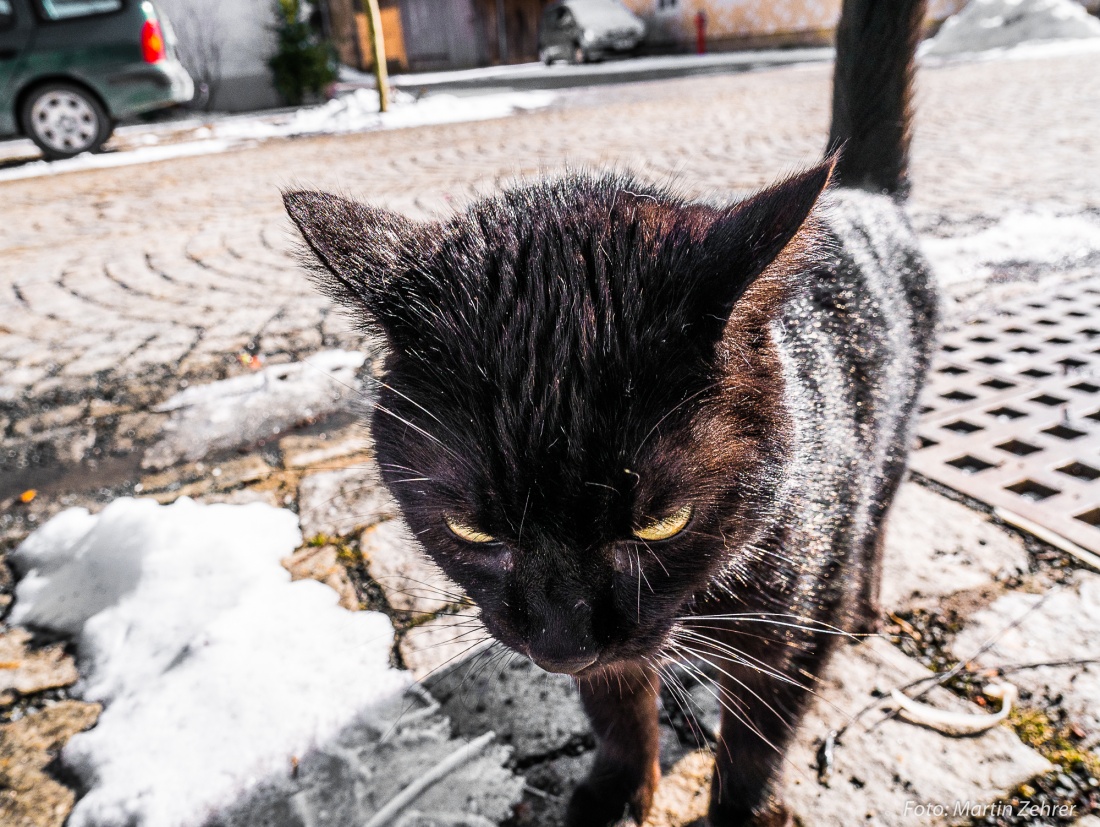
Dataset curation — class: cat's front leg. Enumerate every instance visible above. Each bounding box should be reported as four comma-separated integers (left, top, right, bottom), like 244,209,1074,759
566,660,661,827
704,660,814,827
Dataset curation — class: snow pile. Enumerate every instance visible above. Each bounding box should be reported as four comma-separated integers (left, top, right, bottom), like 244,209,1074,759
921,207,1100,285
10,497,409,827
143,349,366,469
215,87,556,142
924,0,1100,56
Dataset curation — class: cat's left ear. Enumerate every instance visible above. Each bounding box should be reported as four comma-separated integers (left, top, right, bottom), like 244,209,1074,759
697,155,835,318
283,190,434,340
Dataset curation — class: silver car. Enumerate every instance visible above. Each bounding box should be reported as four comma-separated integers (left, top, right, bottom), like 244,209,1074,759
538,0,646,64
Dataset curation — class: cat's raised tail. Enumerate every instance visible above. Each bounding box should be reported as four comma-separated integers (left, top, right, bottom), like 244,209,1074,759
827,0,927,197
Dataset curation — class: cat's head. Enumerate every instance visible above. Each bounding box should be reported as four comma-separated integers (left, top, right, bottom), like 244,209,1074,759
285,162,832,676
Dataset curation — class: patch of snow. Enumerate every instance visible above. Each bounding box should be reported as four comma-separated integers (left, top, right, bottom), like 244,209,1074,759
213,88,555,143
143,349,366,469
9,497,409,827
0,139,234,183
921,207,1100,286
923,0,1100,56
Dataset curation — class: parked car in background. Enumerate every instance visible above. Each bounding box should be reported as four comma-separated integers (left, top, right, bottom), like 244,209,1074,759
539,0,646,65
0,0,192,159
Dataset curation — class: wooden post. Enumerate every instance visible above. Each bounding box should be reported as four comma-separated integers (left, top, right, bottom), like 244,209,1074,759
496,0,508,63
363,0,389,113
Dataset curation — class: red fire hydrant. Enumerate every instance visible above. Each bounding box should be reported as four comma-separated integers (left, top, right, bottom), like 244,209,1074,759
695,10,707,54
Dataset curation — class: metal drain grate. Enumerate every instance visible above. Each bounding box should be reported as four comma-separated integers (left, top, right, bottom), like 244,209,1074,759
911,279,1100,558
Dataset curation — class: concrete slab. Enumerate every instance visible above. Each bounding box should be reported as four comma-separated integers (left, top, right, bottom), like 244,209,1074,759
882,483,1030,612
778,639,1051,826
951,571,1100,738
362,519,459,615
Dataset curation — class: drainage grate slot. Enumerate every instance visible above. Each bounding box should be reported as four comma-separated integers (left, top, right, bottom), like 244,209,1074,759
996,439,1042,456
970,335,995,344
941,390,977,402
1031,394,1068,406
1003,327,1027,334
1021,368,1054,378
1080,328,1100,338
1056,462,1100,482
943,420,984,434
1056,357,1088,371
1041,424,1087,441
946,455,996,474
916,435,938,450
1070,382,1100,394
940,366,968,376
943,344,960,352
1086,409,1100,423
982,378,1016,390
975,356,1003,365
1075,508,1100,528
1036,319,1059,326
1011,346,1040,355
1004,479,1060,502
986,406,1026,421
1045,337,1072,345
1067,310,1089,318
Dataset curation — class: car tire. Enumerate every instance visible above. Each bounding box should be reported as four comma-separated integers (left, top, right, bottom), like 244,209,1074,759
540,48,555,66
21,82,112,160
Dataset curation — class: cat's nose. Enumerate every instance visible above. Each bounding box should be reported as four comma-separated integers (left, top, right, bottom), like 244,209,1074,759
530,651,598,675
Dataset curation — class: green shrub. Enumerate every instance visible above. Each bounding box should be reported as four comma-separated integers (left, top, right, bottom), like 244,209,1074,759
268,0,338,106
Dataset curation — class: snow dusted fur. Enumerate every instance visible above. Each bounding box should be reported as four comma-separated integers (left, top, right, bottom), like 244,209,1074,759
284,3,939,825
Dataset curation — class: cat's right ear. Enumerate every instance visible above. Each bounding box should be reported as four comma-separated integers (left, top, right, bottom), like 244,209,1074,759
283,190,428,338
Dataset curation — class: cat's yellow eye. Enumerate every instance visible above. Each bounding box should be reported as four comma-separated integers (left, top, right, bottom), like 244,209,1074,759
444,516,496,544
633,505,693,542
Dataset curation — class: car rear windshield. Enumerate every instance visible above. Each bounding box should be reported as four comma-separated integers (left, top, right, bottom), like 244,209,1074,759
38,0,123,20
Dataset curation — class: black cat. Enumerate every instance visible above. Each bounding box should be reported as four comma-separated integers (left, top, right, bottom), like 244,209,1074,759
284,1,938,824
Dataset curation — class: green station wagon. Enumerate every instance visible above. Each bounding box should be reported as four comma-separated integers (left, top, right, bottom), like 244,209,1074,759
0,0,192,159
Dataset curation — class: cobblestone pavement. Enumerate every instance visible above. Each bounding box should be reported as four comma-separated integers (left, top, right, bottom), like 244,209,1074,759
2,49,1100,827
2,50,1100,482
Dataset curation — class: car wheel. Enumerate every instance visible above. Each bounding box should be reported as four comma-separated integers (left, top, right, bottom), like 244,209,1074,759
571,43,587,64
540,48,555,66
21,83,112,160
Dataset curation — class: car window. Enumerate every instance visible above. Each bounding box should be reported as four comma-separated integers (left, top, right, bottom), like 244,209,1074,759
0,0,14,30
38,0,123,20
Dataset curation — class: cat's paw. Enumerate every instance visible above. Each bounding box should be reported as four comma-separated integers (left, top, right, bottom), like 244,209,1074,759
700,800,794,827
564,781,640,827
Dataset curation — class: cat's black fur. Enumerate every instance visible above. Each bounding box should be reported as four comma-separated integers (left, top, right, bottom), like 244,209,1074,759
284,1,938,824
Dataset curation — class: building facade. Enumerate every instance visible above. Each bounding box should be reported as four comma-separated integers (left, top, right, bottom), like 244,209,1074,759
619,0,970,52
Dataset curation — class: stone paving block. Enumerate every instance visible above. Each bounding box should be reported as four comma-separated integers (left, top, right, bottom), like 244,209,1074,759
882,482,1030,612
281,544,359,611
427,645,591,763
401,613,490,682
777,638,1051,827
297,464,398,539
362,519,459,615
12,405,86,438
0,627,78,704
0,701,101,827
279,428,372,469
951,571,1100,737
